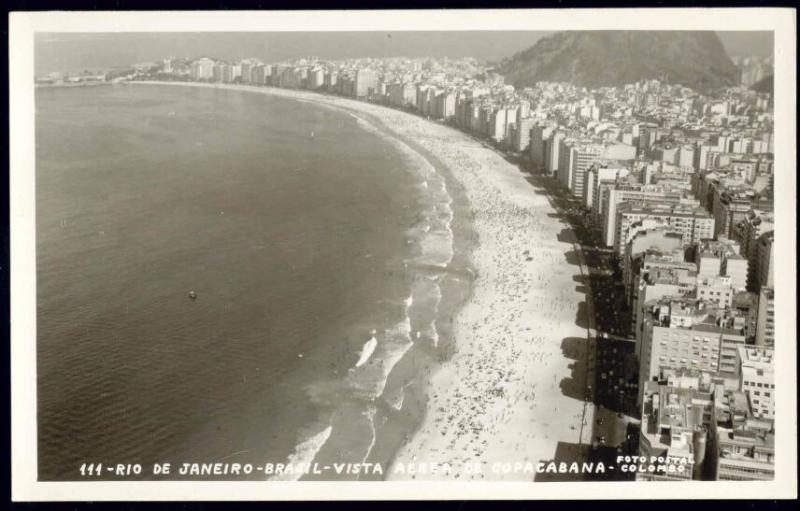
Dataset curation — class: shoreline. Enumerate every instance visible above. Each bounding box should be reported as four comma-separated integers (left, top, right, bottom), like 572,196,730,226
35,81,113,89
126,81,596,480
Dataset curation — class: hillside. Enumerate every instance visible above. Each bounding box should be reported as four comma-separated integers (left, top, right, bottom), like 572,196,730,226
496,31,740,93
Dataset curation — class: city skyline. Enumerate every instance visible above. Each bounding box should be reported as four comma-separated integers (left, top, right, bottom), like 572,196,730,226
34,30,774,76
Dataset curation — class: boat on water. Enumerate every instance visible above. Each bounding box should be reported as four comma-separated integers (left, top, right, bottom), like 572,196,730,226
188,291,197,300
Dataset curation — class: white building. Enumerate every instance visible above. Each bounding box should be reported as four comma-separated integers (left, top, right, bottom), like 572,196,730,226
737,347,775,420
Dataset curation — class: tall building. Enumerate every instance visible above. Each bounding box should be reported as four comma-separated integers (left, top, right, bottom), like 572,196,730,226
271,64,287,86
638,298,747,404
221,64,234,83
755,287,775,348
251,64,267,85
240,60,253,84
545,131,565,175
306,68,324,89
714,389,775,481
212,63,225,82
354,68,378,98
489,108,508,142
558,140,635,198
631,250,698,338
696,276,735,309
584,165,629,210
734,210,773,291
599,183,689,248
324,70,338,89
755,231,774,291
190,57,215,81
638,124,658,156
502,107,518,145
230,63,242,82
713,188,756,239
432,91,456,120
557,140,602,197
558,139,636,198
737,347,775,420
694,238,749,291
638,382,712,481
623,226,685,305
615,202,715,256
530,125,554,169
512,117,536,153
416,85,432,116
388,82,416,107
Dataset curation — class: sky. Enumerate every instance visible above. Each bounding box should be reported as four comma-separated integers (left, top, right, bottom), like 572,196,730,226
34,31,774,76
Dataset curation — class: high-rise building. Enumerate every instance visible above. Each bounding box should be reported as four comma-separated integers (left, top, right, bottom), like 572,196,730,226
737,347,775,420
755,231,774,291
190,57,215,81
354,68,378,98
416,85,432,115
388,82,416,107
557,139,600,197
623,225,685,305
615,202,715,256
251,64,267,85
240,60,253,84
489,108,508,142
638,124,658,156
713,188,756,239
432,91,456,120
694,238,749,291
307,68,325,89
212,63,225,83
696,276,735,309
324,70,338,89
221,64,234,83
545,131,565,175
714,388,775,481
632,253,698,339
558,141,636,199
637,382,712,481
755,287,775,348
530,125,554,169
638,298,747,404
584,165,629,210
512,117,536,153
599,184,690,248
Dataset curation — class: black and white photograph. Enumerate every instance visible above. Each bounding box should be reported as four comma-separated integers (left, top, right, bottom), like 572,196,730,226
8,8,797,501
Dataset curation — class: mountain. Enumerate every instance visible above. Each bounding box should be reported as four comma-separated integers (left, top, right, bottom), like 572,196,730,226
751,74,774,94
496,31,740,93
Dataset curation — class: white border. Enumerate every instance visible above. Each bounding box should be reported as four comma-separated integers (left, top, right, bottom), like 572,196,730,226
9,8,798,501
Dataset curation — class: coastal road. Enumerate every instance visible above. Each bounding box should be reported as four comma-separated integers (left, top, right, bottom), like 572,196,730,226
529,170,639,480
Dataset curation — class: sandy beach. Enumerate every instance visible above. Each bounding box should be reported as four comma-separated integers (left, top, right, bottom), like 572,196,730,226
131,81,595,481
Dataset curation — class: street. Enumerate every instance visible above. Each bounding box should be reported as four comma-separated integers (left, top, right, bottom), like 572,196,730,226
527,168,640,480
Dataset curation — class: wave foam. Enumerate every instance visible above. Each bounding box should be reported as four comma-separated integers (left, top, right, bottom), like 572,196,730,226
267,424,333,481
355,334,378,368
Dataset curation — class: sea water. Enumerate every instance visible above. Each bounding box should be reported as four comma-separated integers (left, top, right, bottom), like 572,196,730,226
35,84,471,480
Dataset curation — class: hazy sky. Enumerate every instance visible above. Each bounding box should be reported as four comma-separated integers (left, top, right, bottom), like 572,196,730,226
34,31,774,76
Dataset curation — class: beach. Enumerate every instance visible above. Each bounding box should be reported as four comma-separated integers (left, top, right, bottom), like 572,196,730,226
129,81,595,481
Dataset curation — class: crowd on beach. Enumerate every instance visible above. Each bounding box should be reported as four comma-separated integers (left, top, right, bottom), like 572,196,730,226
331,102,592,480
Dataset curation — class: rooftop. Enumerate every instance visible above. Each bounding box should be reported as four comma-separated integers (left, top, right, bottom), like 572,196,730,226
738,346,775,368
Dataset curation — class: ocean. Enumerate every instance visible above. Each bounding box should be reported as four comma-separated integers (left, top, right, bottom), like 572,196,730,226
35,84,473,480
